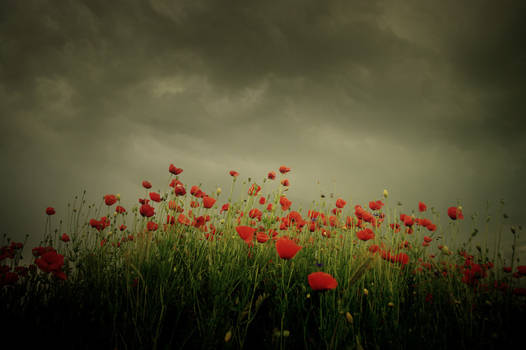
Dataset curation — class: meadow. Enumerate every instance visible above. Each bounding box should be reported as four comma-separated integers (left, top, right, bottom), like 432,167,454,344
1,163,524,349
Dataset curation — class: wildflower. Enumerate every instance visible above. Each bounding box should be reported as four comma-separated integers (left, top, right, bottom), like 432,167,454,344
115,205,126,214
60,233,70,242
174,184,186,196
279,165,291,174
281,178,290,186
248,183,261,196
236,226,255,243
142,180,152,189
308,272,338,291
220,203,230,213
104,194,117,206
169,164,183,175
35,250,64,273
503,266,512,273
202,196,216,209
259,196,266,205
336,198,347,209
517,266,526,276
120,224,127,231
418,202,427,212
140,203,155,217
275,236,302,259
356,228,375,241
229,170,239,177
45,207,56,215
268,171,276,180
256,232,269,243
448,206,464,220
149,192,162,202
423,236,433,243
369,200,384,211
279,196,292,211
147,221,158,231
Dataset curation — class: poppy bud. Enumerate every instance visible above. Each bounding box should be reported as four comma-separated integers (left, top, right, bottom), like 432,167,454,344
216,187,222,195
388,302,394,307
363,288,369,296
383,189,388,198
224,330,232,342
345,312,353,324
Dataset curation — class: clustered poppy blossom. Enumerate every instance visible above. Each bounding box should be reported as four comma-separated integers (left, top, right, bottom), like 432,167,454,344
33,247,66,280
90,216,110,231
308,272,338,291
335,198,347,209
115,205,126,214
149,192,162,202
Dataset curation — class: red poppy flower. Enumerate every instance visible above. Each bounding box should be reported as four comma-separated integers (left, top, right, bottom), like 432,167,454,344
220,203,230,213
356,228,375,241
281,179,289,187
45,207,56,215
115,205,126,214
249,208,262,220
335,198,346,209
169,164,183,175
267,203,273,211
418,202,427,212
35,250,64,273
279,196,292,211
142,180,152,189
178,213,191,225
448,207,464,220
60,233,70,242
229,170,239,177
268,171,276,180
403,216,414,227
369,200,384,211
369,245,380,253
147,221,158,231
308,272,338,291
275,236,302,259
149,192,161,202
393,252,410,266
139,198,149,205
104,194,117,206
256,232,269,243
258,196,266,205
120,224,127,231
503,266,512,273
236,226,255,243
279,166,291,174
248,184,261,196
174,184,186,196
202,196,216,209
517,265,526,276
140,203,155,217
423,236,433,243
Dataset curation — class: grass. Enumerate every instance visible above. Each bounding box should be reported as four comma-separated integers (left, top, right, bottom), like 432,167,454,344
0,164,524,349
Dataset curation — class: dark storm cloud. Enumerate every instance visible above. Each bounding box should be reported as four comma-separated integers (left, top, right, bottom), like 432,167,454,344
1,0,525,257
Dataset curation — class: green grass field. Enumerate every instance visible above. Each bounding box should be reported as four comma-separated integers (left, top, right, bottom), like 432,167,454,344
1,164,524,349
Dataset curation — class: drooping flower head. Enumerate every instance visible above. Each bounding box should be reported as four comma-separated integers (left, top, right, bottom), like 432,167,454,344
279,165,291,174
169,164,183,175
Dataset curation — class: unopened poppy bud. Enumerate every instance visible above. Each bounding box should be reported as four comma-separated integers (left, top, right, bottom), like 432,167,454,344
224,330,232,342
388,302,394,307
216,187,222,195
116,194,121,200
345,312,353,324
383,189,388,198
363,288,369,296
306,293,311,298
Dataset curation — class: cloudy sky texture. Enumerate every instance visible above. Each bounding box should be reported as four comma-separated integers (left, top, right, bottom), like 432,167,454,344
1,0,525,261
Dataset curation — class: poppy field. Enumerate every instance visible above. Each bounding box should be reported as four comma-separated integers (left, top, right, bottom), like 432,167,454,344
1,164,525,349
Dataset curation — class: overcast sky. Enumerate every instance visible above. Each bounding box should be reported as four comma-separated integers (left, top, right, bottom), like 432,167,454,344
1,0,525,262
